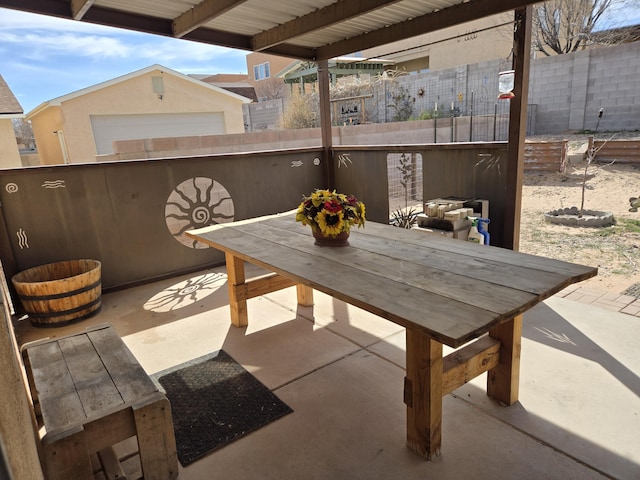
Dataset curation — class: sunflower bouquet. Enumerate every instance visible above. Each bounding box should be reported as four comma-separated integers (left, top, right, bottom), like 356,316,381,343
296,189,366,237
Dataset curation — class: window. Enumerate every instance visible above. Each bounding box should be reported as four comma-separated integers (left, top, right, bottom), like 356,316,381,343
254,62,271,80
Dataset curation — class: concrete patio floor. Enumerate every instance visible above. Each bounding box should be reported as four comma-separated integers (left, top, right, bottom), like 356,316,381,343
14,264,640,480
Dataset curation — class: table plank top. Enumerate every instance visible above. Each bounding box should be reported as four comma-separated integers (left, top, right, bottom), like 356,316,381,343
187,212,597,347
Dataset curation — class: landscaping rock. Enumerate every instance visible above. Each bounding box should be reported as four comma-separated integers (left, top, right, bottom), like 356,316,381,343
544,207,615,227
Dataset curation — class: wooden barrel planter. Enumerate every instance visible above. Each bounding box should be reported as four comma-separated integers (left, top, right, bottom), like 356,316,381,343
12,259,102,327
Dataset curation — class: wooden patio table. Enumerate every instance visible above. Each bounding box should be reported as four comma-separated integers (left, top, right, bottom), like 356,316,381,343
186,211,596,460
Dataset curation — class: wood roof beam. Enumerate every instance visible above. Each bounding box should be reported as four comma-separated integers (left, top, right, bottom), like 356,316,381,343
71,0,95,20
251,0,402,51
173,0,248,38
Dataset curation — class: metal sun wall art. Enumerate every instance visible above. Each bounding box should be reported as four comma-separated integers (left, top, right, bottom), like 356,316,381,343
5,182,29,249
338,153,352,168
165,177,235,249
7,179,67,250
42,180,66,189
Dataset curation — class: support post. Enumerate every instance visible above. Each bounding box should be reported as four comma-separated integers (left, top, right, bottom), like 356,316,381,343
487,315,523,405
317,59,335,189
503,5,533,250
296,284,314,306
225,252,248,327
405,328,443,459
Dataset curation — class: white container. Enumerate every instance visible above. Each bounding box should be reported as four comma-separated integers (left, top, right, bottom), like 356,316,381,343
468,224,484,244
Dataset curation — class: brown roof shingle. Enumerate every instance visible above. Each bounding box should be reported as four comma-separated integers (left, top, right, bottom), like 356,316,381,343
0,75,23,115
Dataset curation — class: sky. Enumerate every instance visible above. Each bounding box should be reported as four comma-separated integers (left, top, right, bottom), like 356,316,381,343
0,8,249,113
1,4,639,114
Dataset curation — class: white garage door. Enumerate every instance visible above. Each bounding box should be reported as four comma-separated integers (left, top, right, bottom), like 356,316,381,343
90,112,225,154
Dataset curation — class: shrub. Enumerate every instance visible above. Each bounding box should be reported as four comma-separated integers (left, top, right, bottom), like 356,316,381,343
279,94,318,129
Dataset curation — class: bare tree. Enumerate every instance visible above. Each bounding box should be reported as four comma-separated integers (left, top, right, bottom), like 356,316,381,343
12,119,35,149
533,0,630,55
254,76,289,101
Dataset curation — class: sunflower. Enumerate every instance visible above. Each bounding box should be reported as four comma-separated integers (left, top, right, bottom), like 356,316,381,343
296,189,365,235
315,209,345,236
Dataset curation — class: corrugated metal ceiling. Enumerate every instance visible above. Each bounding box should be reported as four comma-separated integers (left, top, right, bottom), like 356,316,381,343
0,0,540,60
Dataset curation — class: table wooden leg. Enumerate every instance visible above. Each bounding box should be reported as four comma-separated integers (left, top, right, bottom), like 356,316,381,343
225,252,248,327
404,328,443,460
487,314,523,405
296,284,314,306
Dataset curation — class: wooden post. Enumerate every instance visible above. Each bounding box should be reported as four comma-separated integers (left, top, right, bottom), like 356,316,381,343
487,315,523,405
405,328,443,459
317,59,335,189
225,252,248,327
503,5,533,250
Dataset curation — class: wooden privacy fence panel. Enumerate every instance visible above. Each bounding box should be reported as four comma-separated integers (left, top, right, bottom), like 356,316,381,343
0,150,325,295
593,140,640,164
524,140,568,173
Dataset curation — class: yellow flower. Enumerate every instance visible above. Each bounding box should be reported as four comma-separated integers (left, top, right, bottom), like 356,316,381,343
296,211,309,225
358,202,366,224
296,189,365,235
316,210,345,236
311,189,330,208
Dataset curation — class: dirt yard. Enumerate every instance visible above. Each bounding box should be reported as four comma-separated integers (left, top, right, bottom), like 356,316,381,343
520,160,640,295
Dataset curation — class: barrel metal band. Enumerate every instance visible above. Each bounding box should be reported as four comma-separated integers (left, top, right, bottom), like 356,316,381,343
26,296,102,319
17,279,101,301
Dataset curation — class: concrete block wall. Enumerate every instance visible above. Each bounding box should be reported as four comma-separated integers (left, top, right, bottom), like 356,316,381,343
243,42,640,136
243,98,286,131
585,44,640,132
528,43,640,133
528,51,574,134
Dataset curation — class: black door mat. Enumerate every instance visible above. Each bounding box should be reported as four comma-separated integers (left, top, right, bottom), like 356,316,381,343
152,350,293,466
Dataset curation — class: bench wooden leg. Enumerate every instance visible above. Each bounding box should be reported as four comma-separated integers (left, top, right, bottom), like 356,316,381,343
404,328,443,460
134,393,178,480
225,252,248,327
97,446,126,480
487,314,523,405
42,426,93,480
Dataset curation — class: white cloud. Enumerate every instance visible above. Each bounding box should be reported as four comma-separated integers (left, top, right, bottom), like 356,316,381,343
0,7,249,112
0,7,247,63
0,32,132,59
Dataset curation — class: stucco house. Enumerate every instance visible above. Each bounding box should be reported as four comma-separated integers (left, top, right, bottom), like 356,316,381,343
0,75,24,169
27,64,250,165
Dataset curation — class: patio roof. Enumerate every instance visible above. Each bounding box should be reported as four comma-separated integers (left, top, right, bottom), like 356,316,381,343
2,0,540,60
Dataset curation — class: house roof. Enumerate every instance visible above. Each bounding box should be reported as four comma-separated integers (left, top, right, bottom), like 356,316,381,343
0,74,23,117
590,24,640,45
1,0,542,62
26,64,250,118
194,74,258,101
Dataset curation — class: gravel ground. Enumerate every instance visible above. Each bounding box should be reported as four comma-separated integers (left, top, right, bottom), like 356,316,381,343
519,145,640,295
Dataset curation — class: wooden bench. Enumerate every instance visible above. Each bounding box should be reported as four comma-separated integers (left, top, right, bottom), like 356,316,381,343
22,324,178,480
